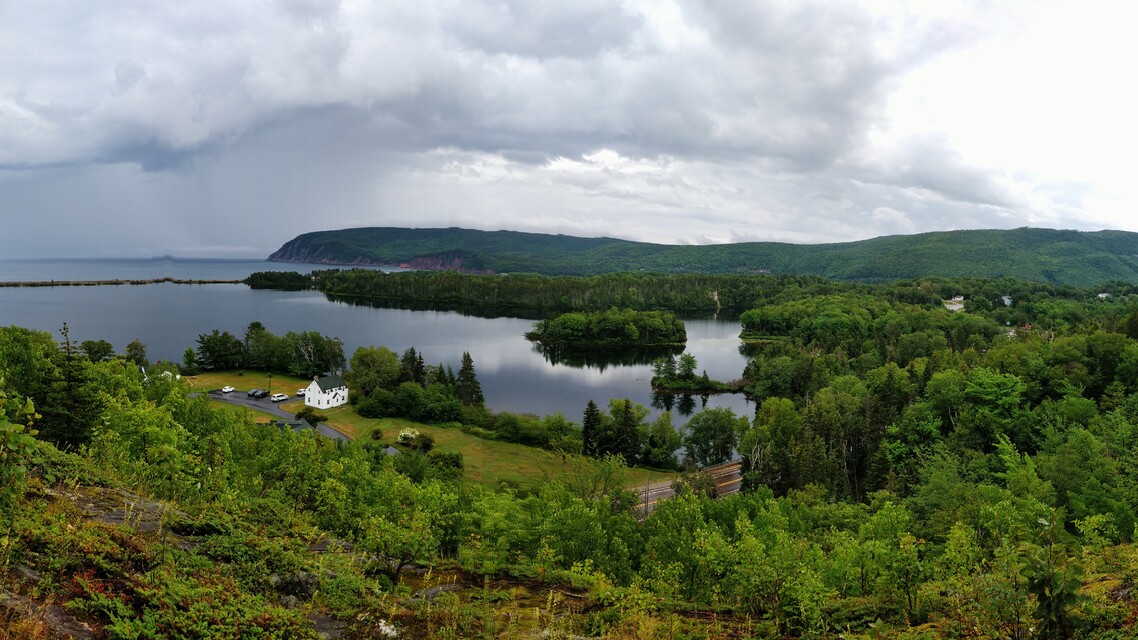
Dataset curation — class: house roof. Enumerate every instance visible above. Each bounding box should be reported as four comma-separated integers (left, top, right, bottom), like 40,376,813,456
272,419,313,433
315,375,347,392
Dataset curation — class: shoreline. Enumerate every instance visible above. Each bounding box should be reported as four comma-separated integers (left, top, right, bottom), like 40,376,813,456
0,277,243,287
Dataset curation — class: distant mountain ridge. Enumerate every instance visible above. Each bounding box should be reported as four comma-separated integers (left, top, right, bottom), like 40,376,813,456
268,226,1138,286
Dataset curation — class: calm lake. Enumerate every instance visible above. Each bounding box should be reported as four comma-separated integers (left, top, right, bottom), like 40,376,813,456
0,259,754,423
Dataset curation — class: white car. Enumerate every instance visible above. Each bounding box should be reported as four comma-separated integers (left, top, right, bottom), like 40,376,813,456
221,385,235,393
270,393,290,402
297,388,307,397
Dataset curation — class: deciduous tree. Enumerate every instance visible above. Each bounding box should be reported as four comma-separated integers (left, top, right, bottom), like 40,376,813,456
642,412,681,470
683,406,743,468
124,338,148,367
195,329,244,370
345,346,401,400
80,339,115,362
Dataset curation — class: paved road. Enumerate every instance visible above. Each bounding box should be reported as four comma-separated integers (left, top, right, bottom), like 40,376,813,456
632,461,743,516
199,390,351,442
711,461,743,496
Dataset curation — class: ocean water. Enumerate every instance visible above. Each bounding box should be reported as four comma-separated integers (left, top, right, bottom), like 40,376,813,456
0,257,338,282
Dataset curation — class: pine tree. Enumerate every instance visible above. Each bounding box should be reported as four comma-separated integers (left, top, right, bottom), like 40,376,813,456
399,347,415,384
400,347,427,386
678,353,698,380
41,323,99,450
582,400,601,457
455,352,484,406
608,398,645,465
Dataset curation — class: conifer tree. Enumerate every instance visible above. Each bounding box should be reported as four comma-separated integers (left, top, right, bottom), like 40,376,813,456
607,398,646,465
400,347,427,386
41,323,99,450
582,400,601,457
455,352,484,406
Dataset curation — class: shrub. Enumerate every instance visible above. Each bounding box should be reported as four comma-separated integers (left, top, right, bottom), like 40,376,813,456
428,451,464,482
294,406,329,424
409,433,435,453
357,389,398,418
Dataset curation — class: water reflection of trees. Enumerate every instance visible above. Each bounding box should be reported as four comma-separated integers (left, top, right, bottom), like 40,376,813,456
530,343,684,372
651,391,708,416
324,293,547,320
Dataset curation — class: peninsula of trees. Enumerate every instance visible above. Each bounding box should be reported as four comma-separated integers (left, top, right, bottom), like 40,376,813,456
267,226,1138,286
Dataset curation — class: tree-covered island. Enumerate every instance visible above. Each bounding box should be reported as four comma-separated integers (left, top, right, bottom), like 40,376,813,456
650,352,741,394
524,307,687,347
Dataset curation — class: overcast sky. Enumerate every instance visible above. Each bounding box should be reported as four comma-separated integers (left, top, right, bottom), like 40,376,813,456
2,0,1135,259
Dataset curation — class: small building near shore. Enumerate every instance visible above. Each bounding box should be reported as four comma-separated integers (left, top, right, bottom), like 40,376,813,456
272,418,314,434
303,375,348,409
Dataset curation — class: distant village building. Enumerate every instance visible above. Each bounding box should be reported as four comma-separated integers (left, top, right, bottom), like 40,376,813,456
944,295,965,312
303,375,348,409
1098,292,1112,300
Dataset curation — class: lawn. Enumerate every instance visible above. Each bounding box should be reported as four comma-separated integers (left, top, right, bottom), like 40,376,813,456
319,406,674,491
186,370,675,492
184,370,311,396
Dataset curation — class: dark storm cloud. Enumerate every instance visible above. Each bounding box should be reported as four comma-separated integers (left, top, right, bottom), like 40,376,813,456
0,0,962,171
0,0,1106,257
377,1,906,168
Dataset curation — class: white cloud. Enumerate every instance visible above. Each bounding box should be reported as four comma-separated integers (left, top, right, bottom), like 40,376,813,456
870,207,916,235
0,0,1134,258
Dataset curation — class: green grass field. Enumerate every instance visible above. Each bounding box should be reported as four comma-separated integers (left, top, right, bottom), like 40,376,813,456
186,371,674,491
185,370,310,396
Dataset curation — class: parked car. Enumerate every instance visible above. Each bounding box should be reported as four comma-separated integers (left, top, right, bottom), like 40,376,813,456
246,388,262,397
252,389,269,399
221,385,235,394
270,393,289,402
297,388,307,397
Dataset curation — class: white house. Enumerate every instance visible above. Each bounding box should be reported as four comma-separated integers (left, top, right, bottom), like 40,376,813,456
303,375,349,409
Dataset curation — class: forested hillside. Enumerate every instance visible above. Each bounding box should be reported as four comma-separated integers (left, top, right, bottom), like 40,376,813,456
11,274,1138,636
249,268,1138,321
268,226,1138,286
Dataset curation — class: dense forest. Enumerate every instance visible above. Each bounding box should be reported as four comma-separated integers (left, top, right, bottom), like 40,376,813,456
267,226,1138,285
252,269,859,315
525,309,687,347
8,272,1138,637
250,268,1138,321
187,322,345,378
